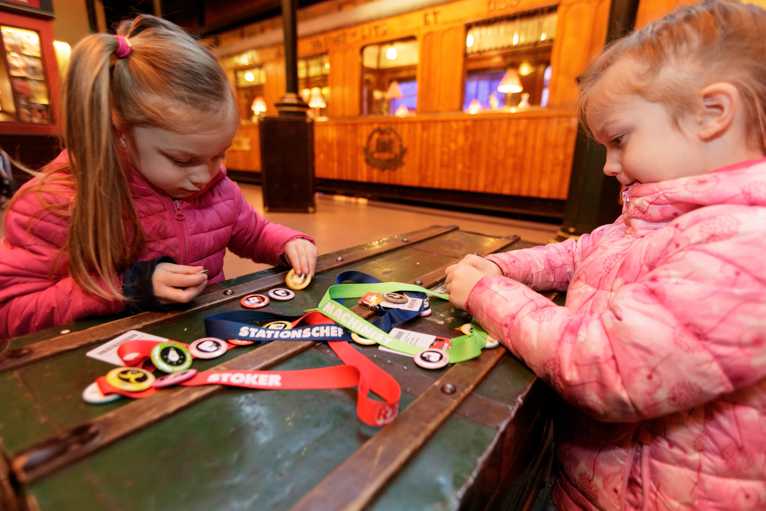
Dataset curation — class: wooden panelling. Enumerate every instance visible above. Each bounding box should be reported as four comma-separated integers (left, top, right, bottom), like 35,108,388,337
217,0,607,200
548,0,610,109
262,59,286,114
314,111,577,199
226,123,261,172
635,0,688,28
328,47,361,117
418,25,466,113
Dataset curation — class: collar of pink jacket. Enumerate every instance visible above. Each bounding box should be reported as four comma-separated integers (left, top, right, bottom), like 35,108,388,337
622,157,766,224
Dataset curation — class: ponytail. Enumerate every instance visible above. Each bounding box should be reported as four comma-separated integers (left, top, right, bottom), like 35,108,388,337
64,34,143,301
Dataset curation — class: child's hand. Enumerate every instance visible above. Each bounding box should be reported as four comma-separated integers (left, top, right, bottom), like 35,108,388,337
445,261,486,310
152,263,208,303
457,254,502,276
284,238,317,278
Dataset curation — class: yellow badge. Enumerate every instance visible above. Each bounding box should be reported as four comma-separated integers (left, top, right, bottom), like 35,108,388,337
285,269,311,290
105,367,155,392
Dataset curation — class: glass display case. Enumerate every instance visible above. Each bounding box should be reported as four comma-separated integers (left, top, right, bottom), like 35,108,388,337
0,2,60,135
0,25,50,123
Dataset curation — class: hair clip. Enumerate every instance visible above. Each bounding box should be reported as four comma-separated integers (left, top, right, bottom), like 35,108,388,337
115,35,133,59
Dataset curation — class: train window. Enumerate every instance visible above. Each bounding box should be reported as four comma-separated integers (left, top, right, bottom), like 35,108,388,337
463,8,556,113
299,54,330,117
361,38,418,116
234,66,266,122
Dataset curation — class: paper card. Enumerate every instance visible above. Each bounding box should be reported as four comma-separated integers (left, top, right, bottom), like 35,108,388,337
380,296,423,312
86,330,169,366
379,327,436,356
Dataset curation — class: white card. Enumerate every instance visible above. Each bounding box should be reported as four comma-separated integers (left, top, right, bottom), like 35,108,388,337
86,330,169,366
381,296,423,312
379,327,436,356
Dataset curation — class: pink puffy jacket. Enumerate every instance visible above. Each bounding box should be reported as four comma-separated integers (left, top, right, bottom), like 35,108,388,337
0,151,311,339
468,158,766,510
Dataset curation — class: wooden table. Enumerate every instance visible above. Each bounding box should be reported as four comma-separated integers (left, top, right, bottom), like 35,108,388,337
0,225,553,511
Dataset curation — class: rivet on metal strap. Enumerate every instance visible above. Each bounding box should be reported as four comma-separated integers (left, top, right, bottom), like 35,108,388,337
336,255,344,262
441,383,457,395
223,289,234,296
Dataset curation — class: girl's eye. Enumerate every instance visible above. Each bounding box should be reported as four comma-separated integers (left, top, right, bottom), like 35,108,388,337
610,135,624,147
169,157,195,166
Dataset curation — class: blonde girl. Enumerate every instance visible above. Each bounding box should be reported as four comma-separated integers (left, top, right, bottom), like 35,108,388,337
0,15,315,338
447,1,766,508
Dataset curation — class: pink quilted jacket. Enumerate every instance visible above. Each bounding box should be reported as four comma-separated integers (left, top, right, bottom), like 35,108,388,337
0,151,311,338
469,158,766,510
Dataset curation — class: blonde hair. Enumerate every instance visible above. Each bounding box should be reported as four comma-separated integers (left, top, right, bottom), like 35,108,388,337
578,0,766,150
58,15,234,301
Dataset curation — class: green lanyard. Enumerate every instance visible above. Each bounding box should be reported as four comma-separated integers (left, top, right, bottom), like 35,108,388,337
317,282,488,363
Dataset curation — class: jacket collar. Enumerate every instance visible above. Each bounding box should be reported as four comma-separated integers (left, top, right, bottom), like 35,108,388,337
622,157,766,224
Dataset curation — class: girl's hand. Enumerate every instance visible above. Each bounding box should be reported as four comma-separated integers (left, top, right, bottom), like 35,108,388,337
152,263,208,303
445,261,486,310
458,254,502,276
284,238,317,278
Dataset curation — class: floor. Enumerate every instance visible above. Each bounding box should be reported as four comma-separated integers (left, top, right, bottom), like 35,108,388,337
1,184,558,279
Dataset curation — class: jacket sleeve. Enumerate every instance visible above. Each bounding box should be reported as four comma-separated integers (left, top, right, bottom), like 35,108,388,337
227,181,313,265
0,202,123,339
486,220,624,291
467,208,766,422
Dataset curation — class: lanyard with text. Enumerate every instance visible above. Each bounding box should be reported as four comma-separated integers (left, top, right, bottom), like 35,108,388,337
97,312,401,427
204,310,352,343
317,281,487,363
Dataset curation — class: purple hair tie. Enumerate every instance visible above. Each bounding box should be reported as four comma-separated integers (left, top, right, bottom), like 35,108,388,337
114,36,133,59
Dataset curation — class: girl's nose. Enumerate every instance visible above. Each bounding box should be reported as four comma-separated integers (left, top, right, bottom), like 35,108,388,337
602,152,621,177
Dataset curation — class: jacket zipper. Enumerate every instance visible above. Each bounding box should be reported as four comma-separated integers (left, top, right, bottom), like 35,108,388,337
622,187,631,206
173,199,186,263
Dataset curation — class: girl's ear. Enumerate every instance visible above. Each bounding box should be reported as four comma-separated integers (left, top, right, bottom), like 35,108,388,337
696,82,739,141
111,111,130,148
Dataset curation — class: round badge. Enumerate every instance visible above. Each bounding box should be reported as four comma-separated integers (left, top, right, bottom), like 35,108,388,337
414,349,449,370
228,338,256,346
359,292,384,308
351,332,377,346
267,287,296,301
383,292,409,304
150,342,193,373
285,269,311,290
153,369,198,388
105,367,156,392
82,382,121,404
190,337,229,359
264,320,293,330
240,293,270,309
459,323,473,336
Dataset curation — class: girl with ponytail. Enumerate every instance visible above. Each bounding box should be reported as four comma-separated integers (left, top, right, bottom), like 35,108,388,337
0,15,316,338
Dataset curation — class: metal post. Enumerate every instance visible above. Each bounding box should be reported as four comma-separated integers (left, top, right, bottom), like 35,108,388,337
274,0,309,116
258,0,315,212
